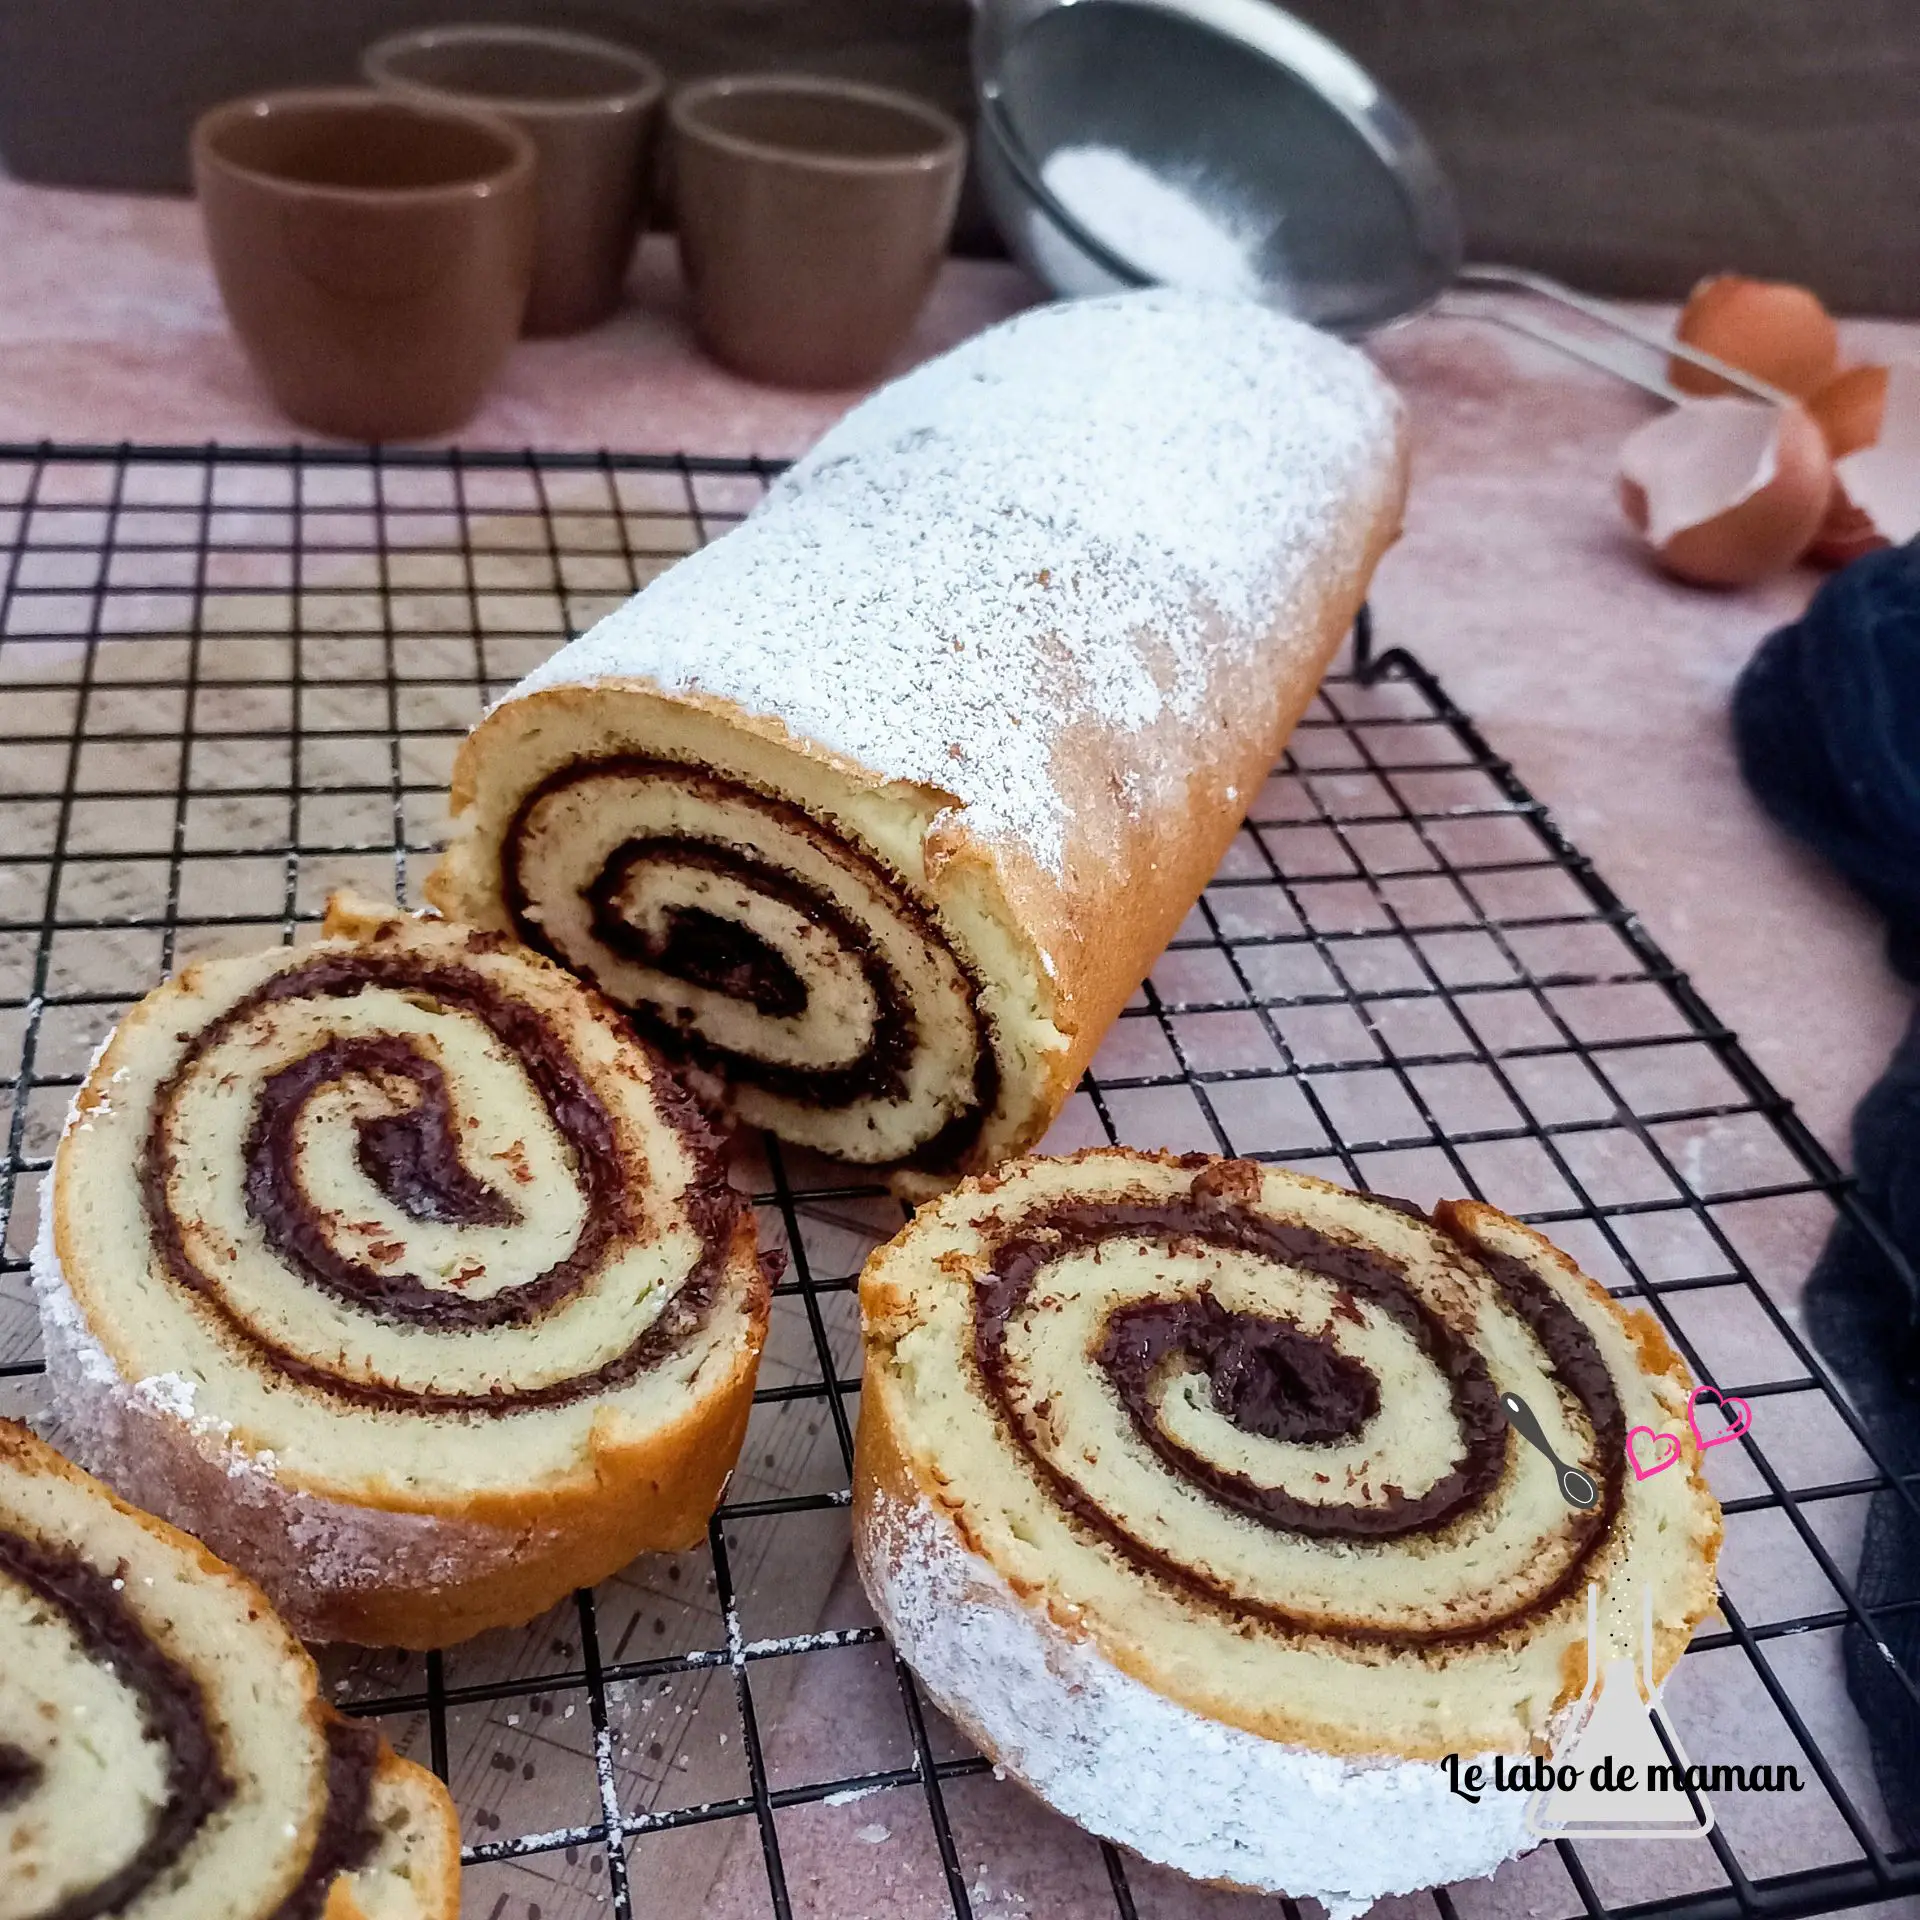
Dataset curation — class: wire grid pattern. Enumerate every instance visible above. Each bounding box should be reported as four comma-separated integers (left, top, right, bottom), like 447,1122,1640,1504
0,443,1915,1920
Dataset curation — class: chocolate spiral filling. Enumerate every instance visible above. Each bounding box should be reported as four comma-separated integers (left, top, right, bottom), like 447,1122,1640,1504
590,841,810,1020
344,1043,523,1230
0,1527,233,1920
243,1023,608,1333
971,1169,1624,1643
591,832,920,1108
1100,1295,1381,1450
0,1743,40,1811
267,1718,380,1920
502,755,999,1172
142,950,740,1414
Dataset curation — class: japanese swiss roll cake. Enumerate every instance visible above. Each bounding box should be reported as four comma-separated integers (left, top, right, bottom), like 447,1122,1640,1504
33,894,770,1648
428,289,1408,1195
0,1420,459,1919
854,1150,1722,1914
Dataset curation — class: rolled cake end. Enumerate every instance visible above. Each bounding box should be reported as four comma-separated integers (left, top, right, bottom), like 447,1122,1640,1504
853,1148,1722,1907
0,1419,461,1915
430,678,1078,1188
428,293,1409,1194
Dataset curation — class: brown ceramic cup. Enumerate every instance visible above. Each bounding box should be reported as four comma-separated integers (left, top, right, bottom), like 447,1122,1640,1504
668,75,965,389
363,25,664,337
193,88,536,440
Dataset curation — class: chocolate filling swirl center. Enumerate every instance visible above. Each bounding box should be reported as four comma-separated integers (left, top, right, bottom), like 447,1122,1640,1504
1099,1295,1381,1449
0,1742,40,1812
140,950,738,1414
243,1025,599,1333
502,755,999,1174
971,1171,1625,1643
589,839,811,1020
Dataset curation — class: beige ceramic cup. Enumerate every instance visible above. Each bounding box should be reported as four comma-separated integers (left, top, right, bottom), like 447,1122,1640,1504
193,89,535,440
363,25,664,336
669,75,965,388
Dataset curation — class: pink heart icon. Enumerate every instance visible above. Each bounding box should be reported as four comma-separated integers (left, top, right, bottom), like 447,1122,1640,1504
1627,1426,1682,1479
1688,1384,1753,1451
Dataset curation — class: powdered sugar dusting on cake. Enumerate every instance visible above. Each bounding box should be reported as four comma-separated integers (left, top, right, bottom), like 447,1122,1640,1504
858,1481,1535,1916
31,1204,121,1397
60,1028,119,1139
124,1370,203,1423
509,290,1402,875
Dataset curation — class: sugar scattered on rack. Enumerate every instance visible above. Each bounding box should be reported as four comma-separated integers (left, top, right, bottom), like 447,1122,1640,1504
821,1782,890,1807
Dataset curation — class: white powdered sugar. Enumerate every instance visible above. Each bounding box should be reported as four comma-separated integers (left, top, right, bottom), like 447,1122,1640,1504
1040,146,1265,295
30,1211,121,1397
59,1028,120,1139
508,289,1401,876
860,1483,1535,1919
33,1195,220,1433
120,1369,202,1424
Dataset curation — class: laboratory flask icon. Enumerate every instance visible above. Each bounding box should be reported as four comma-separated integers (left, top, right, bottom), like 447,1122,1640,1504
1527,1584,1714,1840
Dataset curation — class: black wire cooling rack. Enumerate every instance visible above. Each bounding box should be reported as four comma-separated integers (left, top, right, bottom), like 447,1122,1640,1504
1,442,1917,1920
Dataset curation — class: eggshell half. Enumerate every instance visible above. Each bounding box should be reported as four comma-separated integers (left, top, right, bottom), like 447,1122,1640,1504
1619,398,1832,587
1808,363,1920,565
1811,365,1890,455
1671,277,1839,400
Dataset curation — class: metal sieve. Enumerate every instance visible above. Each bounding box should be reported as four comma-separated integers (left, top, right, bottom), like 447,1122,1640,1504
976,0,1783,400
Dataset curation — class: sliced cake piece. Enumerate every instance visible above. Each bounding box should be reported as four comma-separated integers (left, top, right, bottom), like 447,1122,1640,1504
0,1419,459,1920
854,1148,1722,1914
35,892,771,1647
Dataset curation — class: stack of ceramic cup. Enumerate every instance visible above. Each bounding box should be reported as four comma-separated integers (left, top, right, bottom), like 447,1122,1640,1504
194,25,968,440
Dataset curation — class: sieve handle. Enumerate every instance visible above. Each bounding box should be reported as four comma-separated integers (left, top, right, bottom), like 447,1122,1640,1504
1451,262,1791,407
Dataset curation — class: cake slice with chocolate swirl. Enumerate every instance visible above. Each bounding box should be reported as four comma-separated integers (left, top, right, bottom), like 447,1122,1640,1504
0,1420,459,1920
34,894,770,1648
854,1149,1722,1914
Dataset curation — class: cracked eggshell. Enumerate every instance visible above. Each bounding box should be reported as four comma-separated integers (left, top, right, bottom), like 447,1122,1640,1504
1618,397,1831,588
1670,276,1838,400
1808,363,1920,566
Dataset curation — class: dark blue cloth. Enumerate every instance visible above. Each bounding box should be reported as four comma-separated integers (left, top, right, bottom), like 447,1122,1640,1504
1802,1017,1920,1852
1733,540,1920,1849
1732,542,1920,982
